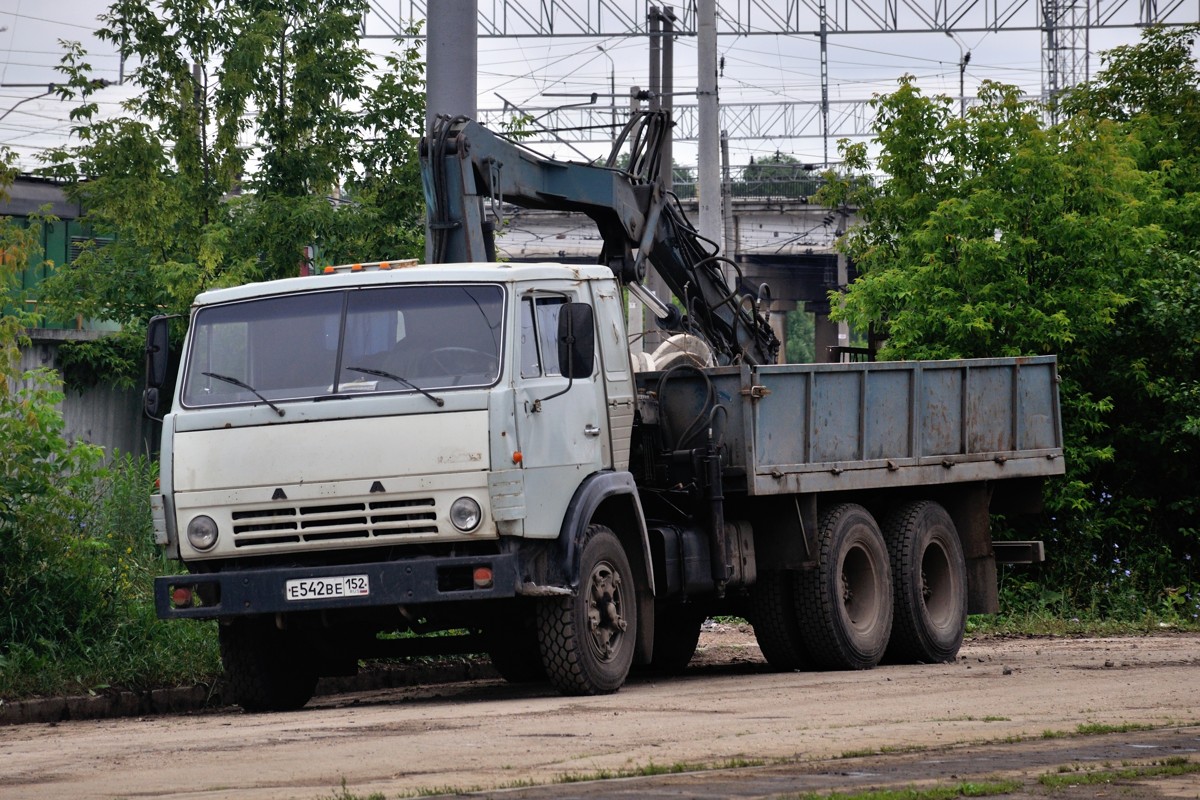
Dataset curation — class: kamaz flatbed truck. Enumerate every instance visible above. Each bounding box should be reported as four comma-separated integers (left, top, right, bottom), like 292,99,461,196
145,114,1063,710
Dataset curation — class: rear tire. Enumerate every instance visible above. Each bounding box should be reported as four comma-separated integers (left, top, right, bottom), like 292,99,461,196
794,504,892,670
883,500,967,664
219,619,318,713
537,525,637,695
749,570,809,671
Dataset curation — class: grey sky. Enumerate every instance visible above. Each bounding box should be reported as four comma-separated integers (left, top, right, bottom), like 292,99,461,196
0,1,1191,171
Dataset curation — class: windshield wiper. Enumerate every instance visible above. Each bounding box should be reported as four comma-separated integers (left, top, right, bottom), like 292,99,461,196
202,372,286,417
345,366,445,407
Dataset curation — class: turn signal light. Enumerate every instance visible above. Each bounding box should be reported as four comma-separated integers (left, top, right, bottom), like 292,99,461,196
473,567,494,589
171,586,194,608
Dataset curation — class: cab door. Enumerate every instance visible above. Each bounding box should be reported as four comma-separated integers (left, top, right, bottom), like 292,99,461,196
513,288,605,539
589,281,637,471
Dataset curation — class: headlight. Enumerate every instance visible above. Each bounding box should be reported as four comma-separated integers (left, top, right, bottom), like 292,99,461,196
449,497,482,532
186,515,219,551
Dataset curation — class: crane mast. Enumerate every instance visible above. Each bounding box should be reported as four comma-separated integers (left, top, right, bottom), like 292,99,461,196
420,113,780,366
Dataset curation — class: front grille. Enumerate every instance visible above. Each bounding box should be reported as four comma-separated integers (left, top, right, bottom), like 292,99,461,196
231,497,439,549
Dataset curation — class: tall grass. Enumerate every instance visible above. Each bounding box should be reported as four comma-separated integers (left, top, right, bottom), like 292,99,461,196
0,426,219,699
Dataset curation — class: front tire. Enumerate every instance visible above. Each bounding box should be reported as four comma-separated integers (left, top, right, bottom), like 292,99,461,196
537,525,637,695
483,601,548,684
794,504,893,670
219,618,318,713
883,500,967,664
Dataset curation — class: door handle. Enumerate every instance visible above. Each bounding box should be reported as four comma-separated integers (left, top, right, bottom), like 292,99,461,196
584,424,602,437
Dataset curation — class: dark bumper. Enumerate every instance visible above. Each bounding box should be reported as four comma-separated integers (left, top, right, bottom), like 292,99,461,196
155,553,519,619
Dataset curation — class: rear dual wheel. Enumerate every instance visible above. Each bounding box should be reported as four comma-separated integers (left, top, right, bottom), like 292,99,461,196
794,503,893,670
750,570,809,671
883,500,967,664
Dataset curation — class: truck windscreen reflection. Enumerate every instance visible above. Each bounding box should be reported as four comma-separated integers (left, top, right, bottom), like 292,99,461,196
181,284,504,408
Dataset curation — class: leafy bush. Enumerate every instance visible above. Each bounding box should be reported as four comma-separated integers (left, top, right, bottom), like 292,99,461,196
0,384,219,698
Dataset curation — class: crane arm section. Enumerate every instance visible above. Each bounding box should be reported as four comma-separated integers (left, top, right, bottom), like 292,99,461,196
420,113,779,366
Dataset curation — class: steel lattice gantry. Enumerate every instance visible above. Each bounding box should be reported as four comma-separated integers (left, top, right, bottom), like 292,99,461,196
477,99,880,143
364,0,1197,37
369,1,1197,144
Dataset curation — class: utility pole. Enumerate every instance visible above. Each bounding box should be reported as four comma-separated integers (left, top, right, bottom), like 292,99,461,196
426,0,478,137
648,8,661,114
661,6,675,191
945,31,970,119
720,129,734,262
697,0,722,248
596,44,616,150
643,6,670,350
819,0,829,164
425,0,480,262
628,85,647,357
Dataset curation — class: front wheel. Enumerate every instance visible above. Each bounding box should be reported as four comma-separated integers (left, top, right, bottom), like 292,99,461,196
219,619,318,713
482,601,548,684
794,503,893,670
537,525,637,695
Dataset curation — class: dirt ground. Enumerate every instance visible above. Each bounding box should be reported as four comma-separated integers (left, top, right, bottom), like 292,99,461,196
2,626,1199,799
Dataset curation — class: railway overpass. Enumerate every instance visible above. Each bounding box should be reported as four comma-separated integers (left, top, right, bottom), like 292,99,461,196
494,174,857,363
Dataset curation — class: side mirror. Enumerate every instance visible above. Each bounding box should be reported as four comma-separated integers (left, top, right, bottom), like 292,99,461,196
557,302,595,379
144,315,172,419
143,387,163,419
145,315,171,389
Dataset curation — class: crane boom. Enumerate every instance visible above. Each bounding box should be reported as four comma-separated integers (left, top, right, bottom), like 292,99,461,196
420,113,779,366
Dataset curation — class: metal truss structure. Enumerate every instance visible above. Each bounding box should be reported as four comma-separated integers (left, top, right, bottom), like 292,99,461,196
364,0,1197,38
368,1,1197,148
478,99,882,143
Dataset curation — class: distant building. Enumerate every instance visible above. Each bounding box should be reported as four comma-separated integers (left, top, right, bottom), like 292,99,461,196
2,174,115,332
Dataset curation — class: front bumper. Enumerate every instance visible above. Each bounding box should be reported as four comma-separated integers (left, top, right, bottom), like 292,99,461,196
155,553,519,619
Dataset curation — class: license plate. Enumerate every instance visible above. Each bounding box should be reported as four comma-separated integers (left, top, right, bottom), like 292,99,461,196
285,575,370,601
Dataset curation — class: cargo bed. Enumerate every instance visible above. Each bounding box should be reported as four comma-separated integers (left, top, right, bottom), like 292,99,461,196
637,355,1065,496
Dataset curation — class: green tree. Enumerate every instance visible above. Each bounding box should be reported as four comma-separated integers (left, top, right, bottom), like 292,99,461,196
784,308,815,363
823,26,1200,615
32,1,425,384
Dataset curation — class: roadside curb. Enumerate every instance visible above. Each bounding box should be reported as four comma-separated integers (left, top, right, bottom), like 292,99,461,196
0,659,499,726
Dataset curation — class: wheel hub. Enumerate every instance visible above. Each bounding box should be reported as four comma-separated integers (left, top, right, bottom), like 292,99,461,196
586,561,626,661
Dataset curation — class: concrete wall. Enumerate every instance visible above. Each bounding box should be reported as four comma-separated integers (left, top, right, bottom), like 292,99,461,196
15,330,157,460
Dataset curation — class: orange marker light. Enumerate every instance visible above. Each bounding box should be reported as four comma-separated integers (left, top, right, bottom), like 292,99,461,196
380,262,391,270
350,263,363,271
512,451,523,464
323,266,336,274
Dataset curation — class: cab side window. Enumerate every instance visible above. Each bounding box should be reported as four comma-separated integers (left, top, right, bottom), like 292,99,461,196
519,295,566,378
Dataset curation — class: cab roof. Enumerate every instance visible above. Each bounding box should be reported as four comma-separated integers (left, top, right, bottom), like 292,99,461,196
191,261,615,307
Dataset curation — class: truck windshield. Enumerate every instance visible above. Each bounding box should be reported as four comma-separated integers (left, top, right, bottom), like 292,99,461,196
181,284,504,408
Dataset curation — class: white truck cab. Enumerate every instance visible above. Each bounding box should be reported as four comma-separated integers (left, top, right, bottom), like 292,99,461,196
155,261,636,563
